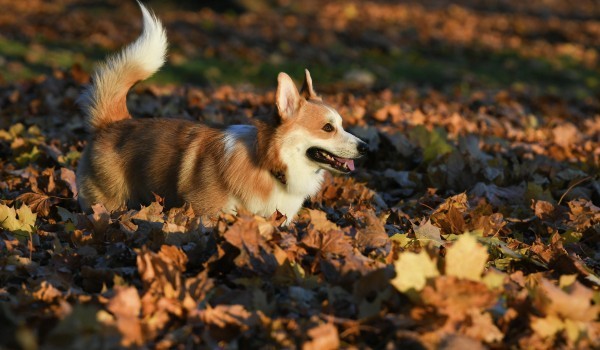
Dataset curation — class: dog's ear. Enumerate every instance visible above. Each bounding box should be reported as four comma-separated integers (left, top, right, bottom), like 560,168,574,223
300,69,320,101
276,72,301,120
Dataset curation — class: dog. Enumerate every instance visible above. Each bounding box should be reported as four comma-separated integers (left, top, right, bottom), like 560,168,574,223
76,2,368,224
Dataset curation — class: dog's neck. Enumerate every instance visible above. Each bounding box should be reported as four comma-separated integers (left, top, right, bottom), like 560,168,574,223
253,115,288,185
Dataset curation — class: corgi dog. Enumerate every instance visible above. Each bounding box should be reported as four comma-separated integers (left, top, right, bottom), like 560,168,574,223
76,2,367,224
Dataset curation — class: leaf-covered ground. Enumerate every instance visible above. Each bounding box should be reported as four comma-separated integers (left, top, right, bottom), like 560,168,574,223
1,0,600,349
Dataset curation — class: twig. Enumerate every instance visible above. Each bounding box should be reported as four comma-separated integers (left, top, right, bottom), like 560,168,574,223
558,176,592,205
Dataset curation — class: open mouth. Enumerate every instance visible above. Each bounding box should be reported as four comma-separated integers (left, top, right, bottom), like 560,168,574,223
306,147,356,173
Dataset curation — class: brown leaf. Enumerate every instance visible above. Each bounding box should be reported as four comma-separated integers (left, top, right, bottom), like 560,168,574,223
17,191,57,216
412,219,443,247
421,276,498,320
136,246,187,303
107,286,143,347
158,245,188,272
308,209,340,232
133,201,165,223
302,229,353,256
353,209,389,253
533,200,555,220
461,309,503,344
198,304,252,328
552,123,582,149
89,203,110,235
59,167,78,198
533,278,598,322
32,281,62,302
302,323,340,350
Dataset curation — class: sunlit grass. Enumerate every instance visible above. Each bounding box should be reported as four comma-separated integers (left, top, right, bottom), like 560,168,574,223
1,35,599,99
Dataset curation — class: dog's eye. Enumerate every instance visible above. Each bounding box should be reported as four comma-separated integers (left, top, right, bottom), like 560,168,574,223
322,123,334,132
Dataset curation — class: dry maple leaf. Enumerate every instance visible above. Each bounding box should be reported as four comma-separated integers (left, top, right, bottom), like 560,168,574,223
308,209,341,232
0,203,36,235
136,246,186,300
220,214,279,275
59,167,78,198
461,309,503,344
445,234,488,281
533,277,598,322
89,203,110,235
106,286,143,347
17,191,56,217
353,209,389,253
302,323,340,350
421,276,498,321
391,250,439,295
32,281,63,303
302,229,354,257
198,304,252,329
412,219,443,247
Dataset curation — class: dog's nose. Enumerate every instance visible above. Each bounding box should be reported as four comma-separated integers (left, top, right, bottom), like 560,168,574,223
357,140,369,155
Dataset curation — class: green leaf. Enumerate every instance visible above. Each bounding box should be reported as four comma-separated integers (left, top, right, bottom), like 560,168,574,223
390,233,413,247
409,125,454,163
562,230,582,244
15,145,41,166
525,182,554,203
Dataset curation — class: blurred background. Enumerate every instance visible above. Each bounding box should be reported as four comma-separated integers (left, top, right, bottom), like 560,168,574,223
0,0,599,99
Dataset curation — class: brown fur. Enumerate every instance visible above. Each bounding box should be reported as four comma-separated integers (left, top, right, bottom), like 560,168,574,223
89,65,145,130
78,117,285,214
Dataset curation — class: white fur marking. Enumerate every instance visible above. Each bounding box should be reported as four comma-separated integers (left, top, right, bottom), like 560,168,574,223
78,2,168,130
223,125,255,159
323,105,343,125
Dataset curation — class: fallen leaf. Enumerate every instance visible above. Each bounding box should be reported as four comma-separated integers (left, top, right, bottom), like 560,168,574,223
445,234,488,281
107,286,143,347
391,251,439,294
413,219,443,247
17,192,56,216
302,323,340,350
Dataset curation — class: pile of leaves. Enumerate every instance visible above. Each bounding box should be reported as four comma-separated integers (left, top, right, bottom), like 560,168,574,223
1,0,600,349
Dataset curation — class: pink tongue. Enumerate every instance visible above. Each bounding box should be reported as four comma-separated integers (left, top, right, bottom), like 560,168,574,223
334,157,355,171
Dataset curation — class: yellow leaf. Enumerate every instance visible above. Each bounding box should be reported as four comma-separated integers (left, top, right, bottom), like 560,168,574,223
390,233,413,247
391,251,439,294
446,234,488,281
16,204,36,233
482,268,506,289
0,203,36,234
559,274,578,289
531,315,564,339
0,203,21,232
563,319,585,343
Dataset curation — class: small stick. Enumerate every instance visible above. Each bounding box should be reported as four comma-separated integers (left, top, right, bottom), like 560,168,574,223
558,176,592,205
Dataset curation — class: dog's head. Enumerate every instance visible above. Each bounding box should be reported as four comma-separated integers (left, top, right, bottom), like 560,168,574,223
274,70,368,176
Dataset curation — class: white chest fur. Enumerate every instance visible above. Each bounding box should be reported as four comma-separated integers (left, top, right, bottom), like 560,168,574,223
222,125,326,224
225,170,324,224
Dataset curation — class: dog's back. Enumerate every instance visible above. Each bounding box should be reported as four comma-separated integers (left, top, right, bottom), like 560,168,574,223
78,118,228,212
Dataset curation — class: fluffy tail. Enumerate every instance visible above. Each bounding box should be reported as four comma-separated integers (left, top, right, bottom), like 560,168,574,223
79,2,167,131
